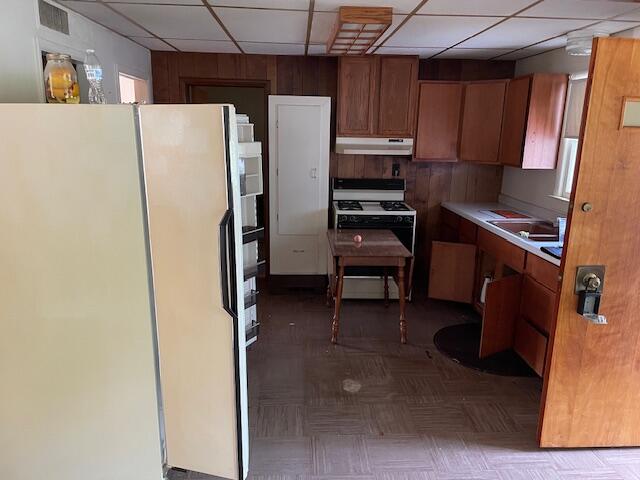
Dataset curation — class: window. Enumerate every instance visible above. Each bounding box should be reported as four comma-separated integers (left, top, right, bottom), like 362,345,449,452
118,72,149,104
554,72,587,200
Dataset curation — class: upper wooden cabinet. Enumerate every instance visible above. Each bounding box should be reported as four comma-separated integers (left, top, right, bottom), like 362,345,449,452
459,80,508,164
337,56,378,136
499,73,568,169
414,81,463,161
377,56,418,137
337,55,418,138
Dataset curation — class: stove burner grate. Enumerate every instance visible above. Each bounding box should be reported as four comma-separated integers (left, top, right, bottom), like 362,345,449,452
337,201,362,211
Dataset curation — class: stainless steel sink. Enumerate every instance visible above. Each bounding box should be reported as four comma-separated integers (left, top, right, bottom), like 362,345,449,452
488,220,559,242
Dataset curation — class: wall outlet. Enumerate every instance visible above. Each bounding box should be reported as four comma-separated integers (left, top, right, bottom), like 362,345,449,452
392,163,400,177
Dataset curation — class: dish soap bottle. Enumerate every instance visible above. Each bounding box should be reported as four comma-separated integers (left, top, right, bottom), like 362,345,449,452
83,49,106,104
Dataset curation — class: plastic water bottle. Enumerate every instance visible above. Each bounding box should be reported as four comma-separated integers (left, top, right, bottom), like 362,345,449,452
83,49,106,104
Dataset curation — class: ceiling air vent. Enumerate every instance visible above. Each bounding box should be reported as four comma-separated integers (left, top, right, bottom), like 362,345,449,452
327,6,392,55
39,0,69,35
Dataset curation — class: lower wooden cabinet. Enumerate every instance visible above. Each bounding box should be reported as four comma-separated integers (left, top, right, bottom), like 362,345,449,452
521,275,556,334
429,241,476,303
430,207,559,375
480,274,522,358
477,228,526,272
514,317,548,376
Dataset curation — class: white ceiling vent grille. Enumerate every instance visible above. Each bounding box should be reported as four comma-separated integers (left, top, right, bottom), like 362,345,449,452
39,0,69,35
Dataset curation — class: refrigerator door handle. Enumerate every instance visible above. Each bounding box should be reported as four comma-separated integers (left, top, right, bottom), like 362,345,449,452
219,208,238,319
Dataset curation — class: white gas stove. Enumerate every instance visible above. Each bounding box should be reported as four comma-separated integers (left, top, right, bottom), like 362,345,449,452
331,178,416,299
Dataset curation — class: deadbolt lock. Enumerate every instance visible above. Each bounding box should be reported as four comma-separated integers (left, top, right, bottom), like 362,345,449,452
575,265,607,324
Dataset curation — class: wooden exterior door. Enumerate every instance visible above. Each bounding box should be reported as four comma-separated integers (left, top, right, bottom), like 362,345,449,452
539,37,640,447
337,56,378,136
377,56,418,137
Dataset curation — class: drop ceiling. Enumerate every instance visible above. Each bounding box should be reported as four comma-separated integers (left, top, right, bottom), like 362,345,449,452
58,0,640,60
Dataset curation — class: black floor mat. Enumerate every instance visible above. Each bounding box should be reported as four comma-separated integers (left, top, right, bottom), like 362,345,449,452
434,323,536,377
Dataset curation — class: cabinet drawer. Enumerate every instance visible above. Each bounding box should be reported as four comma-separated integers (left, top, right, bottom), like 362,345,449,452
514,317,548,376
525,254,560,292
459,218,477,245
477,229,526,272
521,275,556,334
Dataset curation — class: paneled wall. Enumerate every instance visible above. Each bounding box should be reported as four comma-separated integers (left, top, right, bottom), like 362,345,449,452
151,52,514,287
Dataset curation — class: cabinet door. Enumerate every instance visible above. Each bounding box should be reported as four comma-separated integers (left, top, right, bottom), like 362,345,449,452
377,56,418,137
414,82,463,161
337,56,378,136
499,76,531,167
460,81,507,163
521,74,567,169
428,241,477,303
479,274,522,358
514,317,548,376
520,275,556,334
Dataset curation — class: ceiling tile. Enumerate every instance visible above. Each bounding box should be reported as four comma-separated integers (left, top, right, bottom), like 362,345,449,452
496,37,567,60
109,4,228,40
385,15,501,48
616,8,640,21
59,1,150,36
375,14,408,46
590,20,640,34
435,47,514,59
519,0,639,20
168,39,240,53
419,0,533,17
129,36,177,51
239,42,305,54
458,17,594,49
104,0,202,4
309,11,335,44
214,7,307,43
210,0,309,8
374,46,444,57
308,43,327,55
314,0,419,15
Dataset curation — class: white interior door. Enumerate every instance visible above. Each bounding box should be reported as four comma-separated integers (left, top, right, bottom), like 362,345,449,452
139,105,248,479
0,105,164,480
269,96,331,275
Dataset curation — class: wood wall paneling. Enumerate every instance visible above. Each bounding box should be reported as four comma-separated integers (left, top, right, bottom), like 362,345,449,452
151,52,508,290
419,59,515,82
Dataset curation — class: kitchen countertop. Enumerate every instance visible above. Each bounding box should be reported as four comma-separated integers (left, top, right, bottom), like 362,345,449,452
441,202,563,267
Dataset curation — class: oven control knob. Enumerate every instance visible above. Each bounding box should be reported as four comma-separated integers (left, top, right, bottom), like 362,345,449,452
339,215,347,222
395,216,403,223
404,216,412,223
349,215,358,222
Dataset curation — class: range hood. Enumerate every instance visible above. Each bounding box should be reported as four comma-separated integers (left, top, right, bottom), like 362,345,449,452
335,136,413,156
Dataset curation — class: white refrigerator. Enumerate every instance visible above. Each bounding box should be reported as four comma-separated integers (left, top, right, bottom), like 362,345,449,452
0,104,249,480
